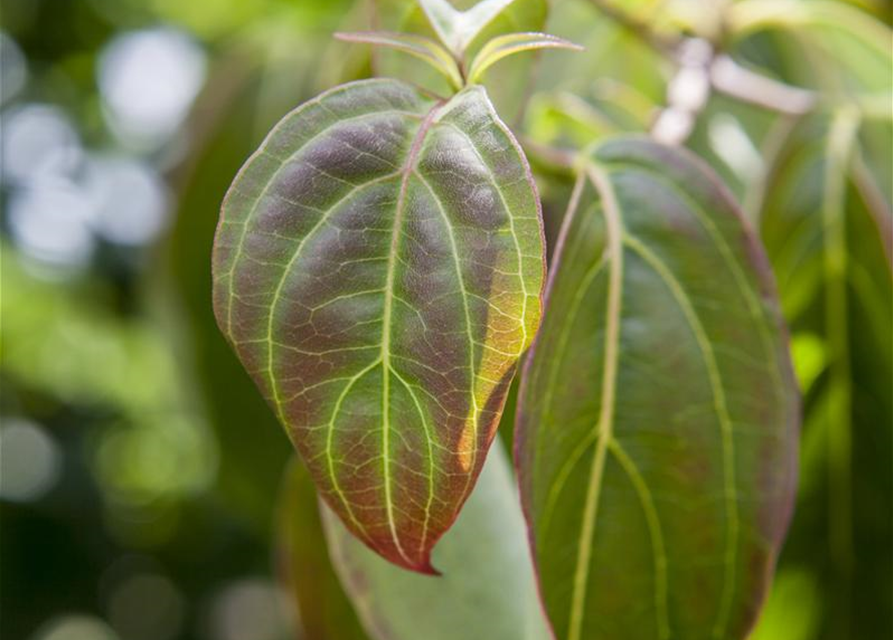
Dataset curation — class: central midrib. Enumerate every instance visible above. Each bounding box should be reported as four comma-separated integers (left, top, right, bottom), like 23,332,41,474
379,102,443,567
567,165,625,640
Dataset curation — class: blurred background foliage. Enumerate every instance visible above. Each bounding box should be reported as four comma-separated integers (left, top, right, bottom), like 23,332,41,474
1,0,890,639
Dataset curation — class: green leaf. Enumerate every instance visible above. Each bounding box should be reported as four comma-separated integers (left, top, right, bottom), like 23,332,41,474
727,0,893,94
321,440,551,640
467,32,583,84
418,0,520,55
334,31,463,89
277,458,368,640
212,78,545,573
515,138,799,640
754,113,892,640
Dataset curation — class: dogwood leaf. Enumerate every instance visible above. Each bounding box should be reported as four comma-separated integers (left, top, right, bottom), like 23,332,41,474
516,138,799,640
213,78,545,573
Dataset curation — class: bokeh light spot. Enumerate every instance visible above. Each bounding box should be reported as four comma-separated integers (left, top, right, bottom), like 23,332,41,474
0,418,62,503
98,28,206,147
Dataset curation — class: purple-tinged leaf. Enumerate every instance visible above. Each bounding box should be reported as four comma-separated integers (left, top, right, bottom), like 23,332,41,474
213,78,545,573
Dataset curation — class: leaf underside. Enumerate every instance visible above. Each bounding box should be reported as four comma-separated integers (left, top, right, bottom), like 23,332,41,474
516,139,799,640
213,78,544,573
322,441,551,640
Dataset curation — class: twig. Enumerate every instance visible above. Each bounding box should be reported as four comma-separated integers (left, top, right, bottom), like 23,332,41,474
710,55,816,116
583,0,822,117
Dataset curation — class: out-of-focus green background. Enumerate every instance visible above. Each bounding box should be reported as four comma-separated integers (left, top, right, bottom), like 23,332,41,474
1,1,890,639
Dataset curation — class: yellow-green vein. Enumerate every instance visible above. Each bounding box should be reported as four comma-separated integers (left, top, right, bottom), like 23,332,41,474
379,104,442,566
606,163,786,401
621,232,739,640
220,102,421,334
539,253,608,536
264,170,402,424
439,116,534,353
390,367,436,554
608,439,670,640
415,171,482,482
324,357,383,545
567,165,624,640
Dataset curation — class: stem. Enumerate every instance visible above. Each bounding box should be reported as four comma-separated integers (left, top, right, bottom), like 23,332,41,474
823,107,860,638
582,0,824,117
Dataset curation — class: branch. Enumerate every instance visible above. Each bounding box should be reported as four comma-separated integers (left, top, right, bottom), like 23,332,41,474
710,55,816,116
583,0,821,117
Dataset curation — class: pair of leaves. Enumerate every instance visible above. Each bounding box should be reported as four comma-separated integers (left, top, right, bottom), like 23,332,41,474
515,139,800,640
212,78,545,572
337,30,581,89
417,0,525,55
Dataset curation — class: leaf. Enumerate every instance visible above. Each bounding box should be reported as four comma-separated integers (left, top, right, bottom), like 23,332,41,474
334,31,463,90
467,32,583,84
727,0,892,93
212,78,545,573
321,440,551,640
515,138,800,640
277,458,368,640
753,113,892,640
418,0,520,55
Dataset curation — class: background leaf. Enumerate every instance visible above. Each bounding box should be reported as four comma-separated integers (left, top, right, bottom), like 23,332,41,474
212,78,545,573
277,458,368,640
750,113,893,640
322,440,550,640
516,138,799,640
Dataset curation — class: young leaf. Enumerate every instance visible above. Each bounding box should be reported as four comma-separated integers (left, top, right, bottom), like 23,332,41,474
213,78,545,574
515,138,799,640
467,32,583,84
334,31,463,90
321,441,551,640
418,0,520,55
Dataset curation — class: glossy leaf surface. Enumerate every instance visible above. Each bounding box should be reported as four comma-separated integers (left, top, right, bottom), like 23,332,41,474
516,138,799,640
213,78,545,573
322,441,550,640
